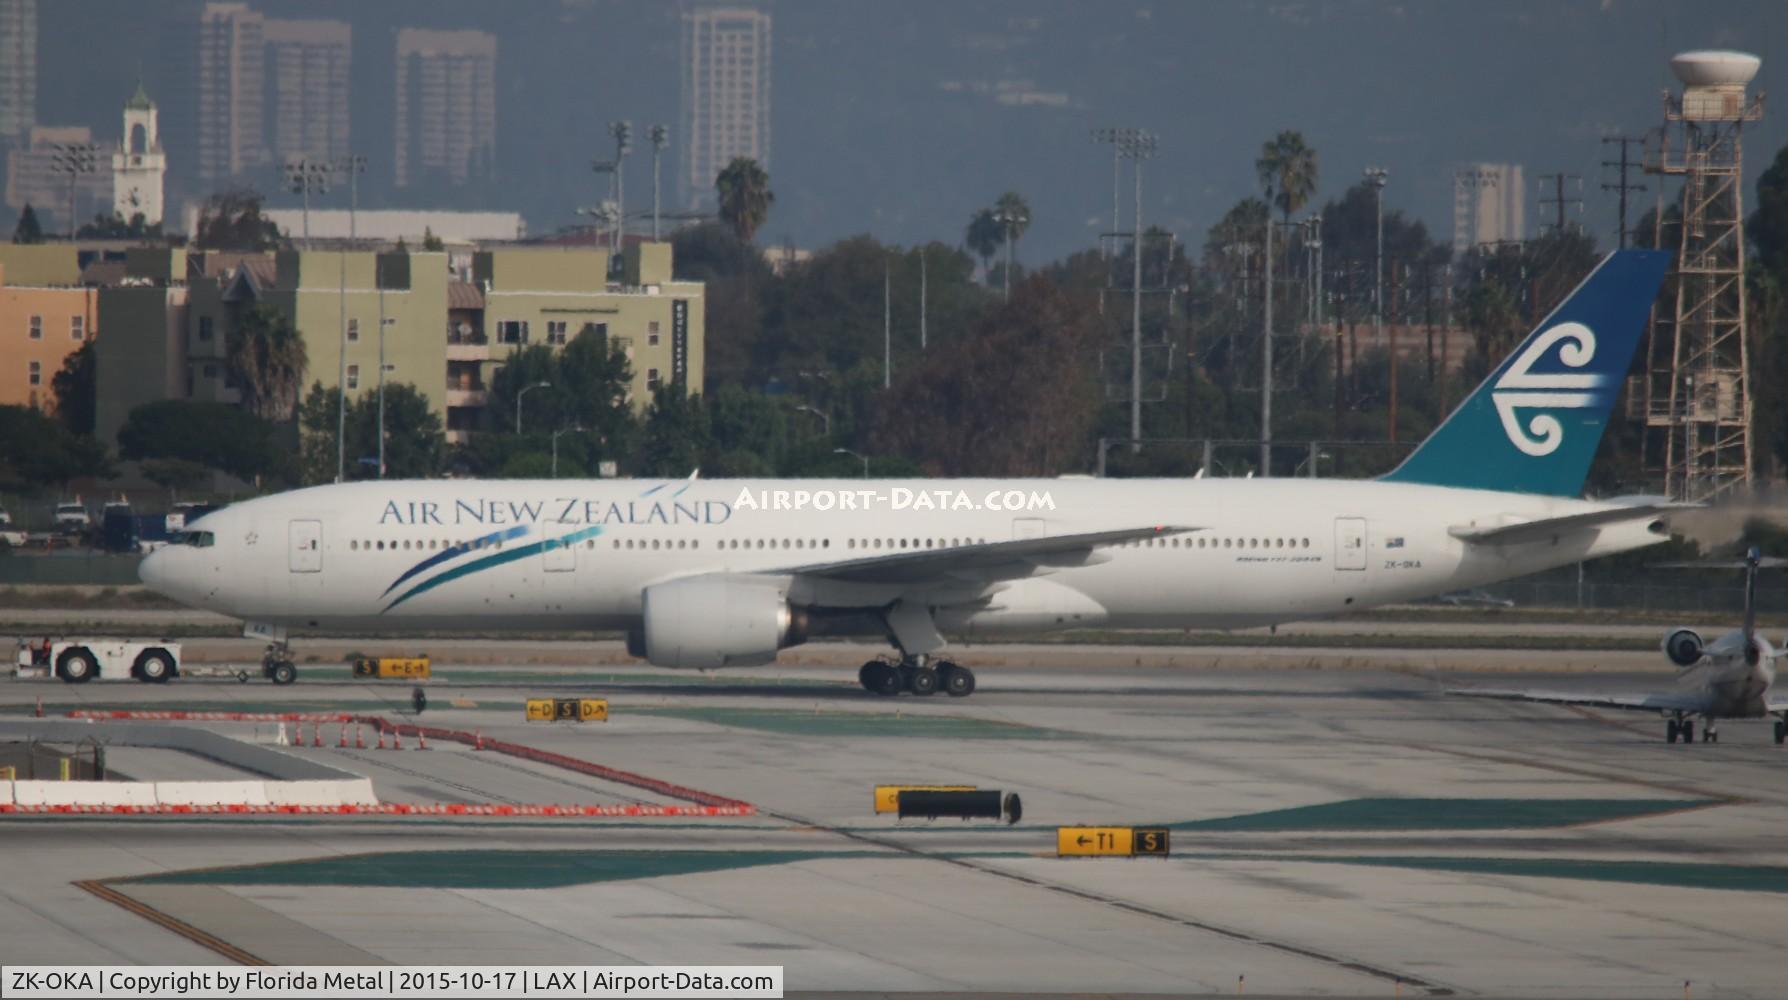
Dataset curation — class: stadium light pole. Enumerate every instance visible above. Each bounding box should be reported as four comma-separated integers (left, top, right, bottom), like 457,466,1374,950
516,381,551,434
1115,129,1157,453
649,125,669,240
609,120,633,254
1091,128,1129,257
1365,167,1389,443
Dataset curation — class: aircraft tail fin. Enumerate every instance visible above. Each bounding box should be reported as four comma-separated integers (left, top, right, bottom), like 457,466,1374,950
1380,249,1671,497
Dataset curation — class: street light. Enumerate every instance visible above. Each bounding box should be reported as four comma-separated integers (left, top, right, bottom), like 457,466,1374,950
794,404,831,435
284,157,331,249
552,425,584,478
516,381,551,434
833,448,869,478
49,142,100,239
1364,167,1390,442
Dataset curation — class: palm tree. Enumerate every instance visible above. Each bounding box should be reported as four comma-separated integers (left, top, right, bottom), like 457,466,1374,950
1255,130,1318,227
226,305,309,423
716,157,774,243
965,208,1002,278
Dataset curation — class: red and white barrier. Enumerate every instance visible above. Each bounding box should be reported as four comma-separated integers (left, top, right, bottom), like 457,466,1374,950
0,800,756,817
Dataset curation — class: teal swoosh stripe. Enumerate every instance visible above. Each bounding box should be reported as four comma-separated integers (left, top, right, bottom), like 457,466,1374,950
380,525,531,599
383,526,604,612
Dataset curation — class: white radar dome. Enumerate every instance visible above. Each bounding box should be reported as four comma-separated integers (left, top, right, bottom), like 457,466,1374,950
1670,50,1761,87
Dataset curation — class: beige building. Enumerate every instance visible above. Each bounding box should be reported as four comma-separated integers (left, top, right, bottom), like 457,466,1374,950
1453,163,1525,255
197,2,265,183
263,17,351,168
680,5,771,206
96,243,703,449
0,244,95,417
394,28,497,189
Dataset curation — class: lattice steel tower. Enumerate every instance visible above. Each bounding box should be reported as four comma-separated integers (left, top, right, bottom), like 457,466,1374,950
1639,51,1764,502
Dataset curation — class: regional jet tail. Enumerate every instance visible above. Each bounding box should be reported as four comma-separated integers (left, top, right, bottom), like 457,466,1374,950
1451,547,1788,744
140,250,1677,697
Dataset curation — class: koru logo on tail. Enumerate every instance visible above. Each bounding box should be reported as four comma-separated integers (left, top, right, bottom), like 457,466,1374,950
1491,322,1609,456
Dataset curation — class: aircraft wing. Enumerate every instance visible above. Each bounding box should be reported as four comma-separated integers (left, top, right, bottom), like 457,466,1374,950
1448,687,1715,713
773,525,1199,586
1448,501,1693,546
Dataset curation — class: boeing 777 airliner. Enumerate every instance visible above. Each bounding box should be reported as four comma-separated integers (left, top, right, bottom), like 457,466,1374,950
136,250,1677,697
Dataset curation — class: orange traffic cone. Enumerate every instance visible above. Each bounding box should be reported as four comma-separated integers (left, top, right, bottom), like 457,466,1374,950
355,723,365,749
417,729,429,750
338,723,348,748
376,728,388,751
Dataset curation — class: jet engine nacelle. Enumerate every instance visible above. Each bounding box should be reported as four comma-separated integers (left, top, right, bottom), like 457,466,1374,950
1662,627,1704,668
636,577,808,669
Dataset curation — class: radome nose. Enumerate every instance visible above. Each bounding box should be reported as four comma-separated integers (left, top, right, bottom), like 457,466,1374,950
138,547,168,593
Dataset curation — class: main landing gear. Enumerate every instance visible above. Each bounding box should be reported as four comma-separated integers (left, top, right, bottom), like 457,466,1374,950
858,656,975,698
261,642,298,686
1774,716,1787,746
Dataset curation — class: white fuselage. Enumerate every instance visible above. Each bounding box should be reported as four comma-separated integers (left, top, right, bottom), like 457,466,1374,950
140,477,1666,656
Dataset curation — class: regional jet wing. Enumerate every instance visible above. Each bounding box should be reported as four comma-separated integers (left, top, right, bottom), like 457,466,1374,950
1448,687,1715,714
774,525,1199,586
1448,500,1693,546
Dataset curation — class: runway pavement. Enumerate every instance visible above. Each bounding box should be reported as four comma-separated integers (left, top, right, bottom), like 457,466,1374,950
2,655,1785,997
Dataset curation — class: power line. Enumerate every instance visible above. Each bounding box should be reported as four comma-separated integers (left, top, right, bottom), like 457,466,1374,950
1600,136,1647,249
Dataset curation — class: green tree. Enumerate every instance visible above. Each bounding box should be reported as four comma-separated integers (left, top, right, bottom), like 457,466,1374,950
671,221,773,385
194,188,284,251
139,457,211,497
11,203,43,244
347,383,445,479
0,404,111,492
225,304,308,422
965,208,1002,277
296,383,342,485
872,277,1102,476
422,227,445,252
51,342,96,435
116,400,287,483
1256,130,1319,226
716,157,774,243
634,385,711,476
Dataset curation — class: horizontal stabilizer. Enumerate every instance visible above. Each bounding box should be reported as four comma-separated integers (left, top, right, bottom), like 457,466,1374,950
1448,687,1714,714
1448,501,1688,546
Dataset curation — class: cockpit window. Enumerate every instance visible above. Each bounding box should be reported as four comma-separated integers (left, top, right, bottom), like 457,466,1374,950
172,530,215,548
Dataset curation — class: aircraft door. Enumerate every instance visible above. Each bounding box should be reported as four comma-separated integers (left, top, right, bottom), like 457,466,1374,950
1334,517,1367,571
289,520,323,573
543,533,575,572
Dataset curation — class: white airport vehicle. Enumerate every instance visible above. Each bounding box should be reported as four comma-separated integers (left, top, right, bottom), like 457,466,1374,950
1452,547,1788,744
0,503,12,525
15,637,184,683
52,500,91,532
140,251,1679,697
12,638,264,684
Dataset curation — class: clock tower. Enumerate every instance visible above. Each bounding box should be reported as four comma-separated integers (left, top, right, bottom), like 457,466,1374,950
112,82,166,227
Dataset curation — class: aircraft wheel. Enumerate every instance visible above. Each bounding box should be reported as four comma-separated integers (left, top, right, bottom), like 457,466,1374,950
1774,720,1786,745
870,662,903,696
939,662,976,697
858,661,883,692
1666,719,1679,744
908,666,939,696
1681,720,1695,744
269,660,297,686
58,648,96,684
1706,729,1719,744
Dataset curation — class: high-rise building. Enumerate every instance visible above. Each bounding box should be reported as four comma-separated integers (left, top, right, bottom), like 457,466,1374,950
680,5,771,207
393,28,497,189
263,18,351,168
1452,163,1525,255
196,2,265,183
0,0,35,141
112,83,167,226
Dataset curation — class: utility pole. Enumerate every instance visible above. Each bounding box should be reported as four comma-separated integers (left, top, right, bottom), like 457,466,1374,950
1600,136,1647,249
883,256,892,389
919,245,928,351
336,250,346,482
1537,172,1583,236
1262,215,1273,475
1388,259,1400,444
649,125,669,240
